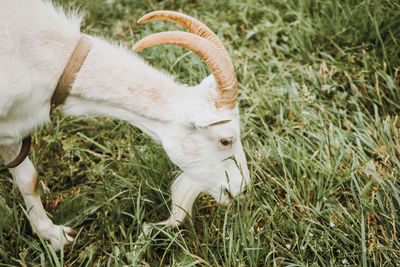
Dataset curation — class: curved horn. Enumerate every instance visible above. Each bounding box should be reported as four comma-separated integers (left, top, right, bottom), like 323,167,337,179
132,31,237,109
137,10,225,51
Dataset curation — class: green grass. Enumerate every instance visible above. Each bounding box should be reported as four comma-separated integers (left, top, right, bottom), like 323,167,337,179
1,0,400,265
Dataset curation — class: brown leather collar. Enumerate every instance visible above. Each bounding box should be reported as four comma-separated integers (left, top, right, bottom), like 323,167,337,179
7,37,92,169
50,37,92,112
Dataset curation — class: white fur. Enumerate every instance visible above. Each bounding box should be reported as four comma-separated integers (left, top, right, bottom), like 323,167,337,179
0,0,250,249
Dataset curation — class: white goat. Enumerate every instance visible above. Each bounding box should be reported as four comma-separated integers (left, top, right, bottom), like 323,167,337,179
0,0,250,249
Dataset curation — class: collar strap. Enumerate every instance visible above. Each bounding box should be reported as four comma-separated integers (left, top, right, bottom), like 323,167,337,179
6,136,32,168
51,36,92,112
7,36,91,169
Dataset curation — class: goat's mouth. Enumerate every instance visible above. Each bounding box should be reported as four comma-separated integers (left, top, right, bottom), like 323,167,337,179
222,187,247,203
217,188,247,204
205,182,247,204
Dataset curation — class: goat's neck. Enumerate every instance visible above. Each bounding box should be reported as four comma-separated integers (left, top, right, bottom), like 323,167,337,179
62,37,193,141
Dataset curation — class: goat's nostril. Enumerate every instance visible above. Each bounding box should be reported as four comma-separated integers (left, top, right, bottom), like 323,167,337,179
224,188,233,200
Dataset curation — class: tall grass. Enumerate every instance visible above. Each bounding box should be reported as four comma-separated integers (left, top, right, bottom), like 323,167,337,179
1,0,399,265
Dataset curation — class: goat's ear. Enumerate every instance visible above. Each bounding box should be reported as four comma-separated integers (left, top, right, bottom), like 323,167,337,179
190,75,230,128
199,74,216,90
193,119,232,128
190,110,231,128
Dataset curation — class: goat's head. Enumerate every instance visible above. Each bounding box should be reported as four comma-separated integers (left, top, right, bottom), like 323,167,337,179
133,11,250,205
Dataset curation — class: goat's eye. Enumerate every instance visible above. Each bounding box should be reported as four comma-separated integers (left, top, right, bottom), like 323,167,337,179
220,137,233,147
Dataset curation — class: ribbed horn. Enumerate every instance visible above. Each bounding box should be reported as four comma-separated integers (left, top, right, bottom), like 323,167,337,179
137,10,225,51
133,31,237,109
135,11,238,109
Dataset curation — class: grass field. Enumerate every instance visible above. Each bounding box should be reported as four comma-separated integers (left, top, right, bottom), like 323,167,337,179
1,0,400,265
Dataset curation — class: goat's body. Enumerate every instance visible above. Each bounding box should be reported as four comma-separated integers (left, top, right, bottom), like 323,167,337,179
0,0,81,145
0,0,250,249
0,0,190,144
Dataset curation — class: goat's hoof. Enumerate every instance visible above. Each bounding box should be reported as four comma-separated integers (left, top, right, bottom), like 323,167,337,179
157,217,183,228
40,225,76,250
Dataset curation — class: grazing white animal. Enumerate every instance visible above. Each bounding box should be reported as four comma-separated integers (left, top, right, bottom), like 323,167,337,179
0,0,250,249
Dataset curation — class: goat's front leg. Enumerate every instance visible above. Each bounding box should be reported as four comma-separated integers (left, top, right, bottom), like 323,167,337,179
0,142,76,249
